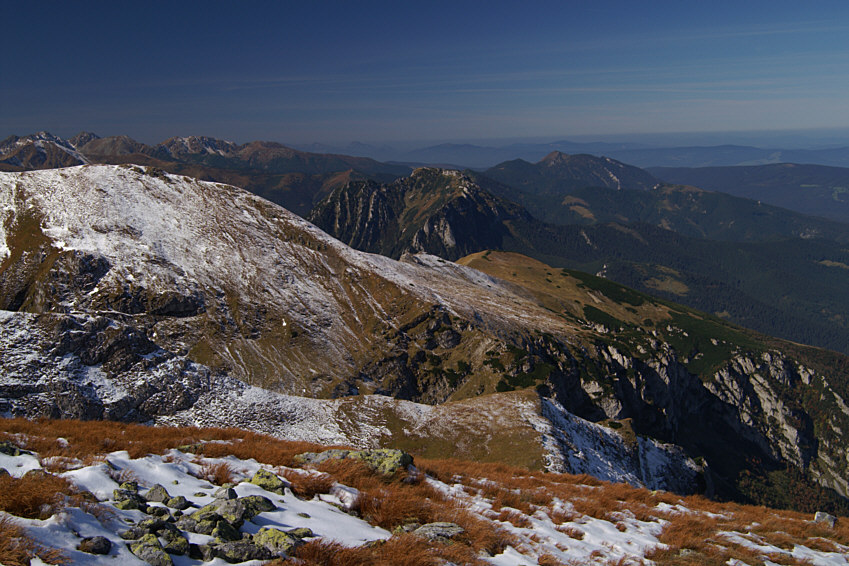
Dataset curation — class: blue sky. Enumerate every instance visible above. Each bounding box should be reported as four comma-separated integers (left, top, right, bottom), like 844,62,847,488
3,1,849,145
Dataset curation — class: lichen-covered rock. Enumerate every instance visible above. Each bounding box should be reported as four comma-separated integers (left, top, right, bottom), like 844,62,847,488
249,468,287,494
166,495,190,510
287,527,314,539
214,486,237,500
239,495,276,518
129,533,173,566
412,522,465,543
162,530,189,556
295,448,413,475
146,484,171,503
0,441,31,456
193,499,248,528
174,515,197,532
137,517,166,533
252,527,300,557
78,536,111,555
212,540,273,563
148,506,170,518
113,488,147,511
119,526,146,540
212,519,241,542
119,480,139,493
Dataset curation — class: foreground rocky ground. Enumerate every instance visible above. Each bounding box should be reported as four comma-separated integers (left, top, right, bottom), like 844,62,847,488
0,418,847,566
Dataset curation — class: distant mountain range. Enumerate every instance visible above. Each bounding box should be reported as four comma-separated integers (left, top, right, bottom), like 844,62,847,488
0,132,411,216
293,139,849,169
650,163,849,224
6,131,849,354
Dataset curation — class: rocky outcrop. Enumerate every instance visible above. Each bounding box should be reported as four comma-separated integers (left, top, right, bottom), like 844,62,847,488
309,168,529,261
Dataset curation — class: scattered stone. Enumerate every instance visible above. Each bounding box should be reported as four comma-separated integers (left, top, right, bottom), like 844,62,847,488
166,495,190,510
194,516,221,536
78,536,112,555
412,522,465,543
239,495,275,518
249,469,287,494
212,519,241,542
193,492,207,497
162,531,190,555
146,484,171,503
177,443,204,454
252,527,300,557
119,480,139,493
295,448,413,475
148,506,170,518
214,486,237,500
212,540,273,563
194,499,248,528
287,527,314,539
119,526,146,540
0,441,31,456
113,488,147,511
815,511,837,528
393,523,421,534
137,518,166,533
129,533,173,566
297,512,311,519
174,515,198,532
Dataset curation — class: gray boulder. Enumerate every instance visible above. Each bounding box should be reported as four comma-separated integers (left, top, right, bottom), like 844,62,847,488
78,536,111,555
129,533,173,566
412,522,465,543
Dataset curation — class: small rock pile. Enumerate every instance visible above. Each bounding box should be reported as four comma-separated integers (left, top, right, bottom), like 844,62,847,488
117,470,314,565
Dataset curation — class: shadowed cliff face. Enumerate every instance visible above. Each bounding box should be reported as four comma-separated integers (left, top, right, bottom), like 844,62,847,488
308,168,529,261
2,165,849,512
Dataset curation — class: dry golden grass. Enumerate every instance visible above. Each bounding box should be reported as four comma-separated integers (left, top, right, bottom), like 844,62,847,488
276,534,489,566
0,417,328,466
0,516,68,566
0,473,74,519
3,417,848,566
197,460,235,485
284,469,335,499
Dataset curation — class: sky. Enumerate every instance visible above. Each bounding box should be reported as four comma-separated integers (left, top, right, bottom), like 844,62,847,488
3,1,849,146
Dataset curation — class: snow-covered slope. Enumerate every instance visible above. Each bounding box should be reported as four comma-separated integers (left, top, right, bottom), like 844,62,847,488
0,165,572,392
2,440,846,566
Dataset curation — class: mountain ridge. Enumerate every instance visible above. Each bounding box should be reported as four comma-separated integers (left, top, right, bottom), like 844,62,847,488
3,165,849,511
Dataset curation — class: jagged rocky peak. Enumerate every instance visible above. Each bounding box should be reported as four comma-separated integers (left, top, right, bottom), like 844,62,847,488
0,131,88,170
158,135,240,157
68,131,100,148
75,134,152,156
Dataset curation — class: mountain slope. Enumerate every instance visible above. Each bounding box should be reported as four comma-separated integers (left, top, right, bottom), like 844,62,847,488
308,168,530,260
484,151,659,195
479,155,849,243
313,168,849,354
0,132,88,171
650,163,849,224
3,165,849,510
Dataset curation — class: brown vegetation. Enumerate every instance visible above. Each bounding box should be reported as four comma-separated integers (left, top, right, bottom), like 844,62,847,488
0,516,68,566
0,473,74,519
2,417,848,566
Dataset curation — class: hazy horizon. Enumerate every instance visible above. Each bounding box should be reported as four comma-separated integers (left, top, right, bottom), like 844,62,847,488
4,1,849,148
